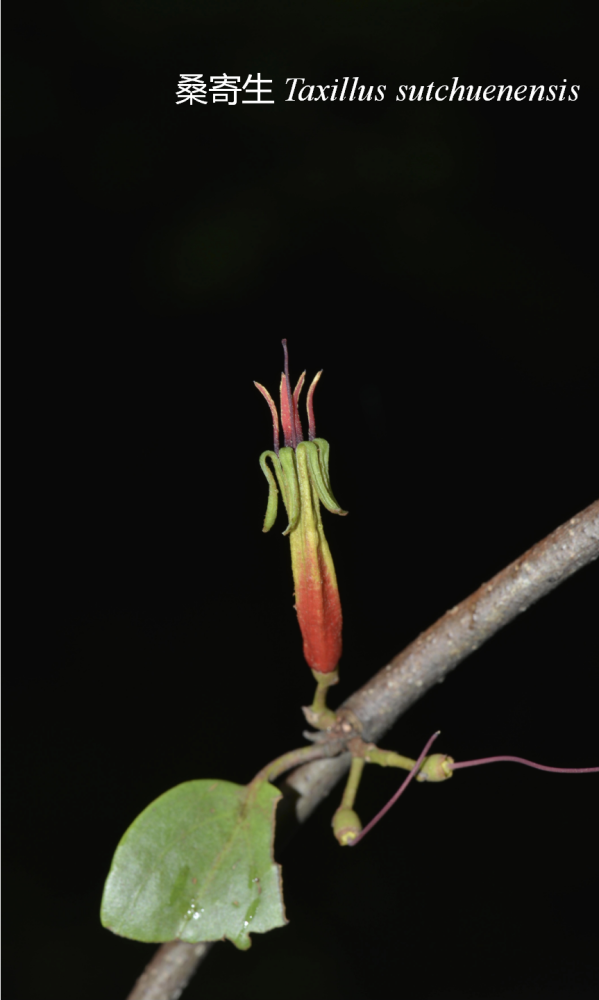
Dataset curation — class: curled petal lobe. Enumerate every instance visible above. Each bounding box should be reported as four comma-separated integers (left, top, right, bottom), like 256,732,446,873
278,448,301,536
254,382,280,455
301,441,347,516
259,452,280,533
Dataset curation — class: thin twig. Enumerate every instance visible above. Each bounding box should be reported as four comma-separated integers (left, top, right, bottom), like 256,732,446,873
124,499,599,999
450,756,599,774
126,941,213,1000
348,730,441,845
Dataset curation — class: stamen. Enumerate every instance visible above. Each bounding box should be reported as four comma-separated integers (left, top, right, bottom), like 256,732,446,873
306,370,322,441
254,381,280,455
281,339,297,449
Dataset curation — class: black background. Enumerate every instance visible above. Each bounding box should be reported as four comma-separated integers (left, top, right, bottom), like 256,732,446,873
6,2,598,999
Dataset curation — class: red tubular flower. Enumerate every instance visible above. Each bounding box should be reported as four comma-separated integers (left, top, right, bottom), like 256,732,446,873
255,341,347,679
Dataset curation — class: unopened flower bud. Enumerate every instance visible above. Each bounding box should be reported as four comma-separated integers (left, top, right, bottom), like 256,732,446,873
417,753,454,782
332,806,362,846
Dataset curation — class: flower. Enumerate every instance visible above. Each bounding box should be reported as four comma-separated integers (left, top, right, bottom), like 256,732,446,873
255,340,346,678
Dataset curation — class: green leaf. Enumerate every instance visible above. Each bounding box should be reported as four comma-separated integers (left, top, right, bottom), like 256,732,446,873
101,778,287,950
